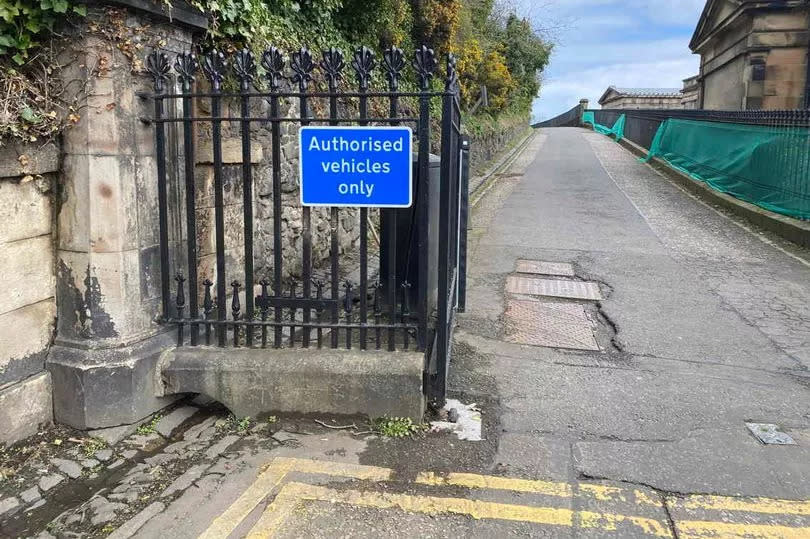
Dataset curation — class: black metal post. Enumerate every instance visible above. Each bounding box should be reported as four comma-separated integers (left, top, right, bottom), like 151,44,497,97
458,135,470,313
174,52,200,344
146,52,172,323
413,46,436,352
202,50,228,346
235,49,256,346
321,48,344,349
262,47,285,348
353,46,374,350
292,47,314,348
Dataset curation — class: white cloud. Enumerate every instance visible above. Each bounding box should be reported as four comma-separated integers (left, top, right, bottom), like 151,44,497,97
533,55,700,122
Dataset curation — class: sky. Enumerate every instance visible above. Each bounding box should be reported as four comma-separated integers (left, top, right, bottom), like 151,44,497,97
513,0,706,123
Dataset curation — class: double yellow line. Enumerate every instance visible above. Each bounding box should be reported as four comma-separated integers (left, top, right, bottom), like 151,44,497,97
200,457,810,538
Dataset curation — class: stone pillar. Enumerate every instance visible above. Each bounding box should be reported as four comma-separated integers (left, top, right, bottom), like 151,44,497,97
46,6,205,429
578,98,589,125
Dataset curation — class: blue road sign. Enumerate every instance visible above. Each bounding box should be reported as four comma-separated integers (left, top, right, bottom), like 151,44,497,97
299,126,413,208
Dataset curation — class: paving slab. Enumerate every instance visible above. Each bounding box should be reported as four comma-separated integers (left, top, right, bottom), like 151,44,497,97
504,298,599,350
516,259,576,277
506,275,603,300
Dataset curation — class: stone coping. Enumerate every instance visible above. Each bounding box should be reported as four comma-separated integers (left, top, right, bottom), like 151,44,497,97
0,142,59,179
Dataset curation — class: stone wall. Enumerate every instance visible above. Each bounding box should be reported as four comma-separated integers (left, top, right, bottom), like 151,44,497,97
0,142,58,444
468,123,528,176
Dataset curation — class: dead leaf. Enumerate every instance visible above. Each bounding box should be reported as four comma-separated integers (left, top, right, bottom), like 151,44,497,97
21,175,34,183
18,154,30,167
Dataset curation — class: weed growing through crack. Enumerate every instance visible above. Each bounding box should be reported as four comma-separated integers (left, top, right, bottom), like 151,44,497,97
136,414,163,435
81,437,108,458
219,414,253,435
372,417,426,438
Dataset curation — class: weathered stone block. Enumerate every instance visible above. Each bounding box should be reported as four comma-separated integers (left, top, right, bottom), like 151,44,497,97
59,155,138,253
56,249,153,344
47,332,179,429
0,235,54,313
0,299,55,387
0,178,51,243
0,371,53,444
161,347,425,420
0,142,59,178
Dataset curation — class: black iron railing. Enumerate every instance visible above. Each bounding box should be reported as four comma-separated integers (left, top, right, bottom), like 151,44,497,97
591,108,810,150
145,44,467,406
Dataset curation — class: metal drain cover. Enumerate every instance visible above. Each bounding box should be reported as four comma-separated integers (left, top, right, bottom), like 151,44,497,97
516,260,575,277
506,276,603,301
746,423,797,445
504,298,599,350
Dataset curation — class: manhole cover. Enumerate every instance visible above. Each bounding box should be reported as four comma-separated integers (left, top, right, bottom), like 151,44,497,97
516,260,575,277
504,298,599,350
506,276,603,301
746,423,796,445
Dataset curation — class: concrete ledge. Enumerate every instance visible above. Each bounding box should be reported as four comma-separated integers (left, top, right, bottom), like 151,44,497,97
0,371,53,444
619,137,810,249
47,332,180,430
160,347,425,421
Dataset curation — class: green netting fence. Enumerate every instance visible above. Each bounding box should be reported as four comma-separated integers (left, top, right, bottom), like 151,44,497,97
640,118,810,220
582,111,625,141
584,109,810,221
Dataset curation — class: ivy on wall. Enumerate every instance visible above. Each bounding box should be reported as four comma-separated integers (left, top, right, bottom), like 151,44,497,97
0,0,86,64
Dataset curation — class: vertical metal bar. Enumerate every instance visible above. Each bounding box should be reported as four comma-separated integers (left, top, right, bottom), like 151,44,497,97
383,47,404,353
401,281,411,350
202,51,228,347
174,53,200,344
236,49,256,347
231,281,241,347
263,45,286,350
358,102,369,351
457,135,470,313
270,96,283,348
203,279,213,345
300,93,312,348
413,47,435,352
373,282,381,349
175,273,186,346
260,279,269,347
353,47,374,351
289,282,297,348
292,48,314,349
321,48,345,349
344,281,353,349
315,281,324,348
152,77,171,323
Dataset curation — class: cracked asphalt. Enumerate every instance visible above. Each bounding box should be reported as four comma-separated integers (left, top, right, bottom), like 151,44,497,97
460,127,810,501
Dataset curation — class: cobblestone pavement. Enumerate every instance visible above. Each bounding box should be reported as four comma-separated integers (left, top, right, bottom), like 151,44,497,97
3,127,810,538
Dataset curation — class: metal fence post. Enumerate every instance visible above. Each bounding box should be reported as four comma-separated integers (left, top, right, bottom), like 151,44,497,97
458,135,470,313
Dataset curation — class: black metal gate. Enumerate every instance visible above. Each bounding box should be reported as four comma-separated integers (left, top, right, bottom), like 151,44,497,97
145,43,468,408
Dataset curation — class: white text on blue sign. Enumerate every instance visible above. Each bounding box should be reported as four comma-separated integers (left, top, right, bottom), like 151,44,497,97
299,126,413,208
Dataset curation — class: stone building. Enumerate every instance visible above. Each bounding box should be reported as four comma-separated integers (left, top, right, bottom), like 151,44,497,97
597,87,685,109
681,75,701,109
690,0,810,109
